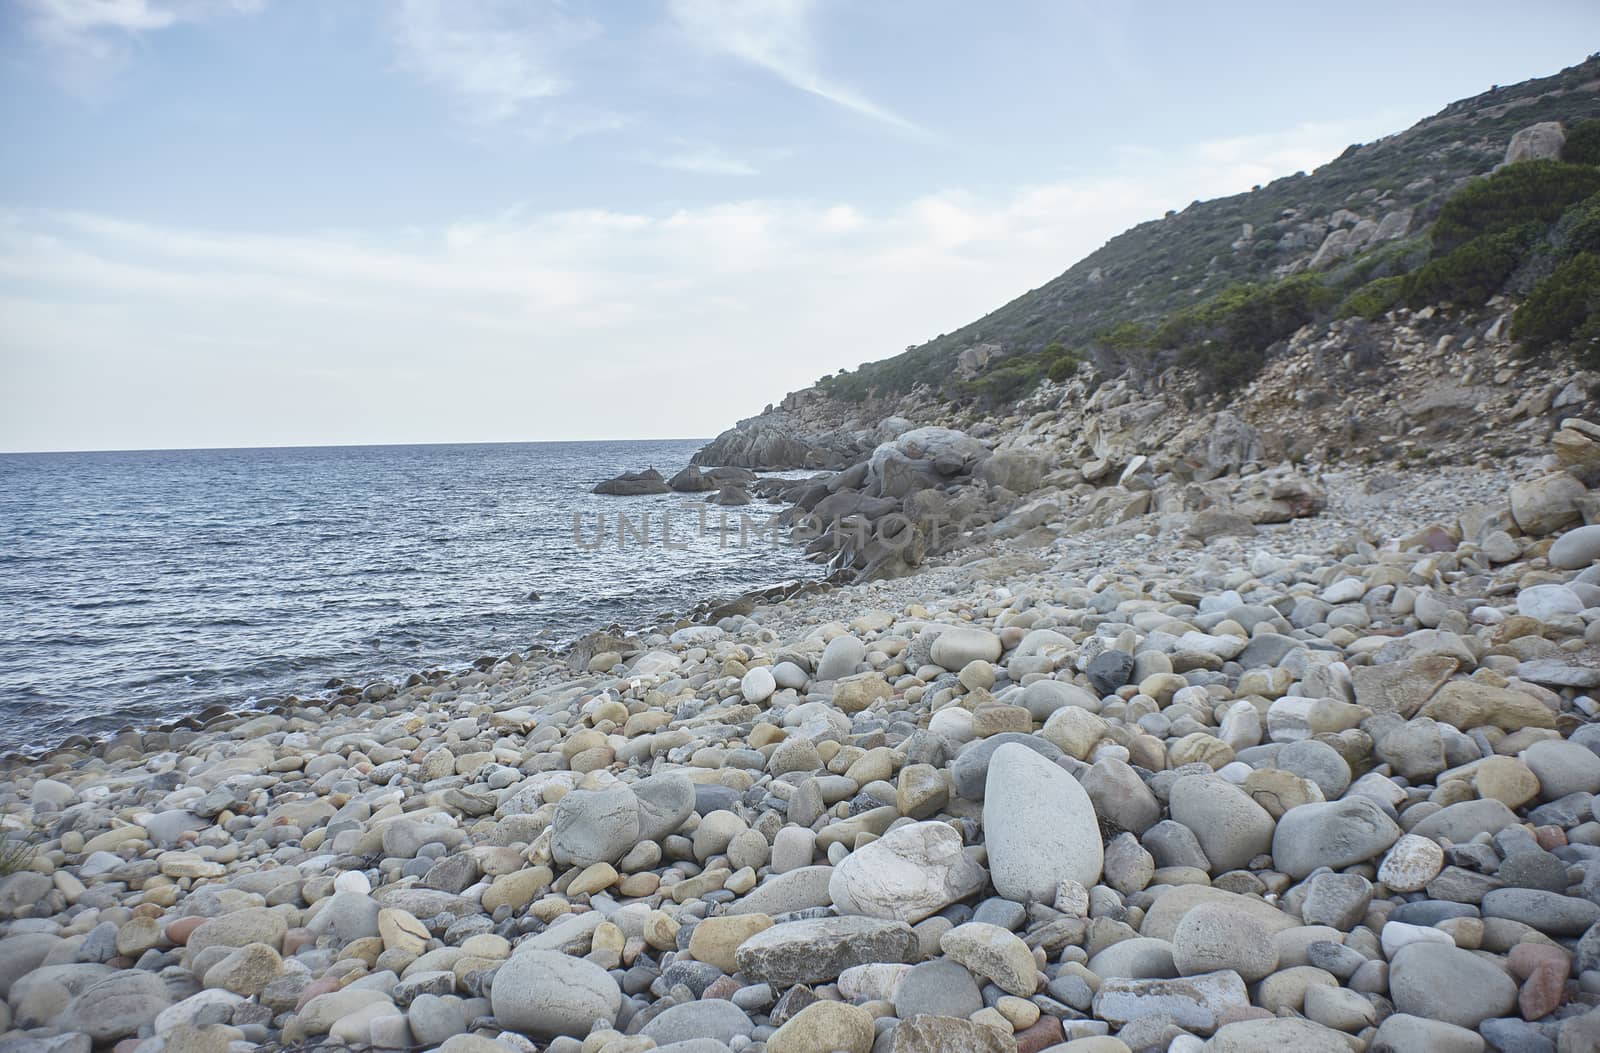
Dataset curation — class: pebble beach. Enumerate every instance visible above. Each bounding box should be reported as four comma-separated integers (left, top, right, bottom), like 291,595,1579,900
3,447,1600,1053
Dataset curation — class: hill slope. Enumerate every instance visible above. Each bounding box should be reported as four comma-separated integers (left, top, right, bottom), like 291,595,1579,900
696,55,1600,470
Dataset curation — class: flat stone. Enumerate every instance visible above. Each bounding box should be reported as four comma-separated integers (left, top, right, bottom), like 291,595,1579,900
892,959,983,1021
734,917,917,986
1482,888,1600,936
639,1000,754,1046
1202,1017,1352,1052
939,921,1039,996
1092,970,1249,1036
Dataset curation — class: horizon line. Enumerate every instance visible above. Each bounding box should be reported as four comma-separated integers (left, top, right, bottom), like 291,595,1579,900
0,436,715,457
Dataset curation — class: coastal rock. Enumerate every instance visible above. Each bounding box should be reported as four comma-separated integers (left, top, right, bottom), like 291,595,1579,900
1272,797,1400,878
1168,775,1275,873
1388,942,1517,1028
592,468,671,495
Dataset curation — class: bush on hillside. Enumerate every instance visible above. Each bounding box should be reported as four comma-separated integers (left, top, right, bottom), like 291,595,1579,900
1406,224,1539,307
1338,275,1409,320
1564,119,1600,166
1512,252,1600,363
1431,160,1600,254
1551,190,1600,259
1157,275,1336,391
960,342,1086,403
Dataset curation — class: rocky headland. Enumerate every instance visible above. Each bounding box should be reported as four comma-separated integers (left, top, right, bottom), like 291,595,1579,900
5,57,1600,1053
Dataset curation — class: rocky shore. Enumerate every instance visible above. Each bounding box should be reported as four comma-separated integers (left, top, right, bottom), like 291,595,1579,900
2,431,1600,1053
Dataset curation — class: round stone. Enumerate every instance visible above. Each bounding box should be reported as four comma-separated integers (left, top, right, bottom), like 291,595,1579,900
1171,903,1279,981
1522,739,1600,800
931,628,1003,671
741,667,777,704
489,950,621,1039
1378,834,1445,893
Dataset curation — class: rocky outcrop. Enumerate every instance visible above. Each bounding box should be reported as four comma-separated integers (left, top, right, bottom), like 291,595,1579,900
591,468,670,495
1503,120,1566,164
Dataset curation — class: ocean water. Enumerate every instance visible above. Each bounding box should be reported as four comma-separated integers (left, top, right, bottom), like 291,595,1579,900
0,440,822,752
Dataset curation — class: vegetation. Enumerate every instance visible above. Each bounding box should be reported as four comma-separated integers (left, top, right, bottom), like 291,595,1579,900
1564,118,1600,165
1155,275,1336,391
1511,252,1600,364
1430,160,1600,253
1407,224,1541,307
0,837,36,876
959,342,1086,403
1338,275,1409,320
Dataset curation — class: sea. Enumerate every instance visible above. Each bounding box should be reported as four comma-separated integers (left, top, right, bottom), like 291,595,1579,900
0,440,823,753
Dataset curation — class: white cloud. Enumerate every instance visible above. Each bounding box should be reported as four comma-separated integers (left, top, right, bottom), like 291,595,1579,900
643,143,760,176
0,118,1385,451
389,0,600,125
669,0,922,134
17,0,264,88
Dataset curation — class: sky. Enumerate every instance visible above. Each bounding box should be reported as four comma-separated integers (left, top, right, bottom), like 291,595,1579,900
1,2,1596,452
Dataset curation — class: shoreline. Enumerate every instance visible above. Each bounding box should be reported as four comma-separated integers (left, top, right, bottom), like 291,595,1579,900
0,565,839,769
1,454,1598,1052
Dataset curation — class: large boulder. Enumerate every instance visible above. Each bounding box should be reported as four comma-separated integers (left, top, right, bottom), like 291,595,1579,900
1203,411,1265,476
1504,121,1566,165
1510,472,1586,535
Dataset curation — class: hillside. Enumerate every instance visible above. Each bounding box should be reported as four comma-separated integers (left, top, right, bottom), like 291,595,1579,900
695,55,1600,471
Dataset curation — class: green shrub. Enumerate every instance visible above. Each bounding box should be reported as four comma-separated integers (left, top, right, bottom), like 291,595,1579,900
1406,224,1538,307
1431,160,1600,254
1512,252,1600,361
1041,342,1085,381
1338,275,1409,320
1564,119,1600,166
1156,274,1335,391
1552,190,1600,259
1095,321,1152,350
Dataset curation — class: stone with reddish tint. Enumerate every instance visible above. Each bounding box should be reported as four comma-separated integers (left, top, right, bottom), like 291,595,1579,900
702,975,740,1001
1520,960,1566,1020
1013,1015,1065,1053
1534,826,1568,851
165,916,205,945
1509,942,1570,981
294,973,344,1012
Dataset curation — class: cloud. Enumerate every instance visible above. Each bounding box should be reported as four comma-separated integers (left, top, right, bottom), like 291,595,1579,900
669,0,922,134
642,143,760,176
389,0,601,125
17,0,265,89
0,118,1385,451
